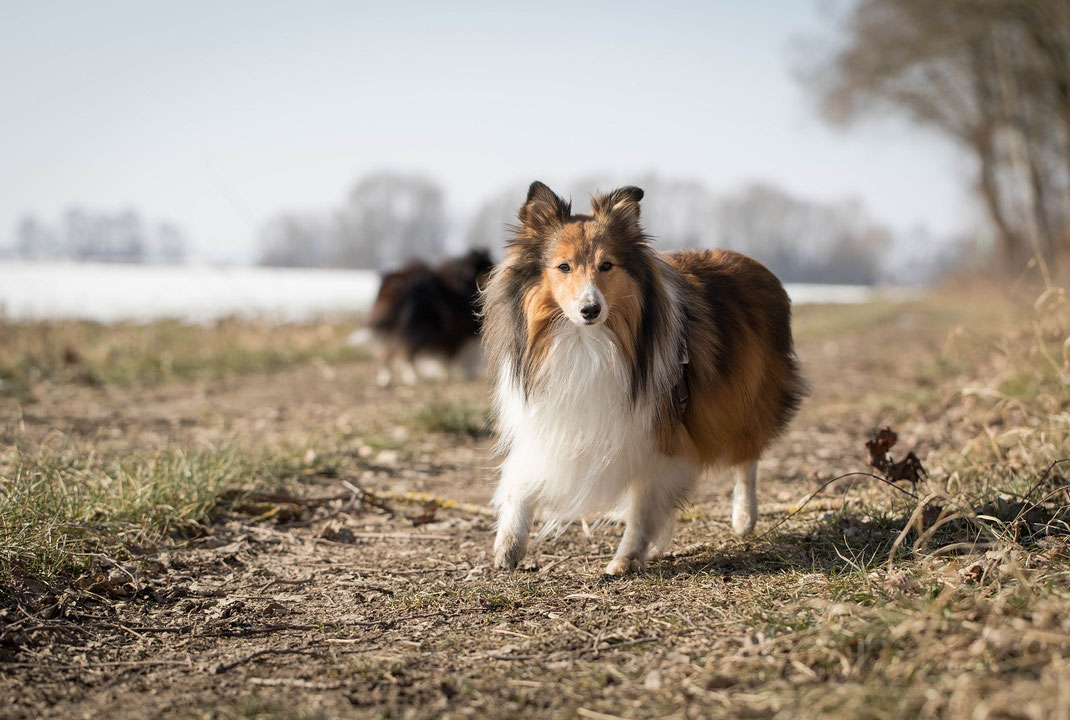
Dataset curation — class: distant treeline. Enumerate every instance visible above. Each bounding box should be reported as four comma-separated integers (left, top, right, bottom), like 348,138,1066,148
259,173,445,271
0,175,960,285
4,209,188,264
259,171,958,286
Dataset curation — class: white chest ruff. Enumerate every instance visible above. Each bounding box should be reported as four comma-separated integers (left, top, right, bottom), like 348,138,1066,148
493,326,657,528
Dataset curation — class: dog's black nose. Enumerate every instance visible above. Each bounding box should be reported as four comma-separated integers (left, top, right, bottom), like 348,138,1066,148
580,303,601,321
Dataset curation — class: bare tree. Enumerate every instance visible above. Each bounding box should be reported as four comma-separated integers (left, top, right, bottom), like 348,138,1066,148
61,207,145,263
153,222,188,264
256,172,448,269
8,209,188,264
571,175,721,251
719,184,886,285
15,216,54,260
334,172,446,269
465,187,525,252
258,213,333,268
109,210,146,263
803,0,1070,269
466,176,723,253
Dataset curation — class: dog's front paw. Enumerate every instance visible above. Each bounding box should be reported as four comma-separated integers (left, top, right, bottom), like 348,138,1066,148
398,363,418,386
604,555,644,576
645,546,667,564
493,537,526,571
732,507,757,537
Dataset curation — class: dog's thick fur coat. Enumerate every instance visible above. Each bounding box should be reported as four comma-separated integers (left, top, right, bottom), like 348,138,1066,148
482,182,805,574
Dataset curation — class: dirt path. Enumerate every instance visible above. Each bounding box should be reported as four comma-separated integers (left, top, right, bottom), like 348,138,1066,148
1,300,1030,719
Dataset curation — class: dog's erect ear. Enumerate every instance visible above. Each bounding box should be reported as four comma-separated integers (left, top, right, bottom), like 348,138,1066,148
591,186,644,227
517,181,571,233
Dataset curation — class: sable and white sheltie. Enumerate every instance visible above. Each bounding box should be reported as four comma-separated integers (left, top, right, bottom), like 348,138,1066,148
481,182,805,574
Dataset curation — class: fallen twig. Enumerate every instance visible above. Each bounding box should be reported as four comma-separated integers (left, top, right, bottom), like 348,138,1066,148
276,493,360,529
2,659,192,670
366,487,497,518
759,470,919,539
247,677,345,690
340,479,396,516
346,531,454,540
1024,458,1070,500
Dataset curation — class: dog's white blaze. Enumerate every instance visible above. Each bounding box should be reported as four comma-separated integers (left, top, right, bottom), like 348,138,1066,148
493,324,655,535
568,282,606,325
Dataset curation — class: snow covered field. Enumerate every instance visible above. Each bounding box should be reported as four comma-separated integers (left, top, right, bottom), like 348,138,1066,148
0,261,888,323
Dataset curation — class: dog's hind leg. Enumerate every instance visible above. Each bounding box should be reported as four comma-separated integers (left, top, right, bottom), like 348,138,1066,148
375,341,396,388
416,356,450,382
606,456,698,575
645,516,677,564
398,354,419,385
731,460,759,536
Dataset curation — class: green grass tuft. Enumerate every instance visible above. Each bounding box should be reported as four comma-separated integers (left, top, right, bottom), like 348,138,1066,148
411,400,492,438
0,445,310,587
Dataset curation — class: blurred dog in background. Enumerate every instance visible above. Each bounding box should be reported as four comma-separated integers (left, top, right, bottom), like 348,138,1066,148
355,249,494,386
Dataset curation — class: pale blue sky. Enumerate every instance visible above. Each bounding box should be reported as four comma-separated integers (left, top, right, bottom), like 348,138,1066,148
0,0,972,262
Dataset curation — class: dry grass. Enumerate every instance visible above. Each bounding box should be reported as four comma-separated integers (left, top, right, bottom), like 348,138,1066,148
2,281,1070,719
0,445,344,586
733,280,1070,719
0,317,367,400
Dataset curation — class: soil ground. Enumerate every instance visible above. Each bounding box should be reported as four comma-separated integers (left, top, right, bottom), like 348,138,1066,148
3,287,1070,719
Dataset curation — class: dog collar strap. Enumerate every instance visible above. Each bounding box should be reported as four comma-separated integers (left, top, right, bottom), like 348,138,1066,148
674,338,690,412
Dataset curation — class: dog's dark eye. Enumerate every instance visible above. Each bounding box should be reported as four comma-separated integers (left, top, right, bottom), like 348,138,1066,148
598,261,614,272
557,263,571,273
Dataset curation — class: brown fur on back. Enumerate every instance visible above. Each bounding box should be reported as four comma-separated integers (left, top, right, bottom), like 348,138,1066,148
659,249,805,465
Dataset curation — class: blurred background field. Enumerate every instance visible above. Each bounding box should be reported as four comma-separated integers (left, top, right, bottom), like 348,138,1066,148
0,261,883,324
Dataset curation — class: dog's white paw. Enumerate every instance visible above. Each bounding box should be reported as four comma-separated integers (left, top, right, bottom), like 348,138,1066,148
604,555,644,576
732,507,757,537
645,547,667,564
493,537,526,571
399,363,418,385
